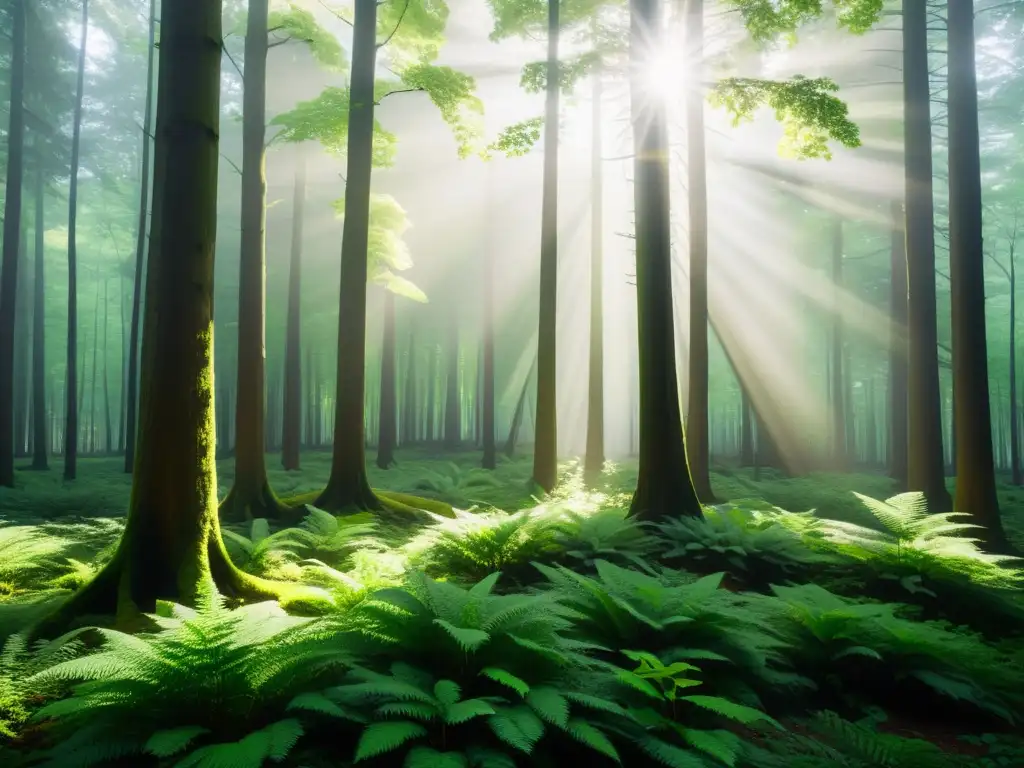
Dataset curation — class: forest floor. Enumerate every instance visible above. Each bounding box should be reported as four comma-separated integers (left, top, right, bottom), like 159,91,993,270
2,450,1024,767
4,447,1024,547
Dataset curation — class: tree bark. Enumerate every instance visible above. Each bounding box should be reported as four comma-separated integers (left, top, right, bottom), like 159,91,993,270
0,0,27,487
1010,235,1020,486
684,0,714,501
627,0,702,521
222,0,281,521
532,0,560,492
902,0,950,511
889,198,909,487
376,290,397,468
125,0,157,472
31,0,296,639
14,232,30,459
281,147,306,471
316,0,382,511
584,64,605,482
30,159,47,470
62,0,89,480
947,1,1007,549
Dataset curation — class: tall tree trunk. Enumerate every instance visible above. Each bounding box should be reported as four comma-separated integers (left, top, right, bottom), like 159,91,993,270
103,279,113,454
505,359,534,458
281,148,305,471
402,330,417,446
740,389,753,465
125,0,157,472
88,279,101,454
947,1,1007,550
376,291,397,468
14,233,30,458
0,0,27,487
684,0,714,501
1010,234,1020,486
482,207,496,469
903,0,950,511
584,63,605,482
32,0,292,639
831,219,847,468
444,309,461,450
627,0,702,521
30,159,47,470
223,0,279,521
889,198,909,486
63,0,89,479
532,0,560,492
316,0,382,511
426,343,437,443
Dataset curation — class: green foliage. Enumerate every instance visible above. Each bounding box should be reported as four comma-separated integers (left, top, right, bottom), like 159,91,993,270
551,506,660,571
489,117,544,157
222,518,308,577
378,0,449,65
0,525,74,589
709,75,861,159
290,507,381,567
519,50,603,95
270,87,398,165
268,4,345,69
389,64,484,157
723,0,884,44
27,594,353,767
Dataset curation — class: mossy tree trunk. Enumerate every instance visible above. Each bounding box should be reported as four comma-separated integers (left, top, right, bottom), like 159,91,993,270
222,0,282,521
0,0,27,488
583,63,605,483
316,0,382,512
532,0,560,493
947,1,1007,550
281,148,306,472
125,0,156,473
32,0,298,639
627,0,702,521
684,0,714,501
376,291,397,468
31,159,48,471
903,0,950,512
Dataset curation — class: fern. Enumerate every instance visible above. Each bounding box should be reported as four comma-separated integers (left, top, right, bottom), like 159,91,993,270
221,518,309,577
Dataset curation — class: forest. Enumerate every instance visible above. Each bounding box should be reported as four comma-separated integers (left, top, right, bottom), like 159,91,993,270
0,0,1023,765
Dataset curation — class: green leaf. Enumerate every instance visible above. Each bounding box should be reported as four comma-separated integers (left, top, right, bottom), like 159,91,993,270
143,726,210,757
445,698,497,724
405,747,470,768
526,686,569,728
268,5,345,69
354,721,428,761
681,695,783,729
433,619,491,652
682,728,741,767
481,667,530,697
489,117,544,157
566,718,620,761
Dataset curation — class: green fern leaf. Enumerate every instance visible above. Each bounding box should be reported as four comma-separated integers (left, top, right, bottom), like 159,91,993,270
564,692,631,718
445,698,497,724
526,686,569,728
681,728,740,766
434,679,462,707
434,619,490,652
636,736,707,768
566,718,619,761
404,746,470,768
287,692,367,722
354,721,428,761
488,705,545,752
375,702,440,721
681,695,783,729
480,667,530,697
143,726,210,757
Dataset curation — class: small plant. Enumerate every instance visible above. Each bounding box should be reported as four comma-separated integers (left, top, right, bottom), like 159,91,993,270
551,506,660,572
222,518,309,577
0,526,75,591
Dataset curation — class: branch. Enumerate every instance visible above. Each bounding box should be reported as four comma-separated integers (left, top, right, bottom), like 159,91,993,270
377,0,410,48
221,153,243,176
375,86,423,105
318,0,353,28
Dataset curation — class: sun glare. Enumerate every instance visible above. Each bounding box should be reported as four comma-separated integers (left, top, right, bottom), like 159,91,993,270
642,44,689,102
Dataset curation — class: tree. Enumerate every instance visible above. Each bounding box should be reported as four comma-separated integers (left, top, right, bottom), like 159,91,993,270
63,0,90,482
376,291,398,468
888,199,908,487
0,0,26,488
902,0,950,512
281,147,306,472
946,0,1008,550
33,0,305,638
30,160,47,471
583,58,605,483
124,0,157,474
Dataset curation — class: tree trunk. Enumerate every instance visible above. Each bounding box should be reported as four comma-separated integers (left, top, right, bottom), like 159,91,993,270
684,0,714,501
30,159,47,470
1010,238,1020,486
88,279,101,454
740,389,753,465
627,0,702,521
426,343,437,443
482,208,497,469
222,0,280,521
103,279,113,454
532,0,560,492
14,232,30,459
947,1,1007,550
902,0,950,511
505,359,534,459
401,330,417,446
31,0,295,639
125,0,157,472
376,291,397,468
0,0,27,488
444,308,461,450
831,219,847,468
281,147,305,471
584,63,605,482
316,0,382,511
889,198,909,487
